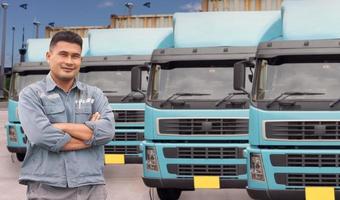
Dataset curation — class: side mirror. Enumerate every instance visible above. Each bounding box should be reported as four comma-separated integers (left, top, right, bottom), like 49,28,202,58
234,61,246,91
131,66,142,92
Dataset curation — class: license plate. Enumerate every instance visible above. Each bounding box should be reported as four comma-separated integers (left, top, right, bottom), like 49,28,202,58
104,154,125,164
305,187,335,200
194,176,220,189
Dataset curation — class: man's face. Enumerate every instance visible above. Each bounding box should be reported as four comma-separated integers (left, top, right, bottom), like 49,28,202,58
46,41,82,82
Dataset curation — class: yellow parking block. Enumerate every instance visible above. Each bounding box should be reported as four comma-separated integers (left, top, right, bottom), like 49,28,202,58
305,187,335,200
194,176,220,189
105,154,125,164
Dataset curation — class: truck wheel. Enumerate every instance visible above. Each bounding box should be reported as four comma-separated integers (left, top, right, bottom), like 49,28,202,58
157,188,182,200
16,153,25,162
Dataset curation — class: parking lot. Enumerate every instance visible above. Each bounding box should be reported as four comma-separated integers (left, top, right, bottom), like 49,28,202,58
0,109,252,200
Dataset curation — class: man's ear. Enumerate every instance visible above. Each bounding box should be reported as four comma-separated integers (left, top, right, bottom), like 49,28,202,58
46,51,51,63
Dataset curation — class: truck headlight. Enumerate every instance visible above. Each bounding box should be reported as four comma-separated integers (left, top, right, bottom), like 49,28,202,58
250,153,266,182
8,126,17,142
146,146,159,171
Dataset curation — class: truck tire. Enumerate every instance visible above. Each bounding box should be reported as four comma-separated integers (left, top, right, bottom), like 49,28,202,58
16,153,25,162
157,188,182,200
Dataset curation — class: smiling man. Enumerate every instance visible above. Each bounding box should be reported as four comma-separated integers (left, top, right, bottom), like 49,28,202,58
18,31,115,200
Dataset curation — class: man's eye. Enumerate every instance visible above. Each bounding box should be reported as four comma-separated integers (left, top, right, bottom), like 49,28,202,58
72,55,81,59
59,53,68,57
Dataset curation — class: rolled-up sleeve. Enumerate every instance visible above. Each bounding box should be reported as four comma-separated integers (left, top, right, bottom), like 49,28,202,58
18,87,72,153
84,87,115,146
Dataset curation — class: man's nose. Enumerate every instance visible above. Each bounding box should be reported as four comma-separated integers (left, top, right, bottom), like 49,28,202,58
65,56,73,65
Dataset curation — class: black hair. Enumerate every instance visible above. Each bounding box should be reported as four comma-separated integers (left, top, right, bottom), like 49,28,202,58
49,31,82,50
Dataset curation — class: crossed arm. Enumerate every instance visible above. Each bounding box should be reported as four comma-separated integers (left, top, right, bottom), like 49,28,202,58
53,112,101,151
19,87,115,153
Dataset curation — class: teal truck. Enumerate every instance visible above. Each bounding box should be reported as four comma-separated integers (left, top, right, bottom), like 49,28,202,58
234,1,340,199
6,63,49,161
5,38,89,161
81,28,173,164
141,11,281,200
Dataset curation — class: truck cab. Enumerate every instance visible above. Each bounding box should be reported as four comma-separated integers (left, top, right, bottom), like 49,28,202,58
143,46,255,199
236,39,340,200
233,1,340,199
6,63,49,161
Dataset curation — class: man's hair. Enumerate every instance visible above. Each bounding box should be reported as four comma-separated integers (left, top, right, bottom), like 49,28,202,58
49,31,82,50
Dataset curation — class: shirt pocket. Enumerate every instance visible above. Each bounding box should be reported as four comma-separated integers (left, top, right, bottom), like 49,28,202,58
44,99,66,123
75,103,92,123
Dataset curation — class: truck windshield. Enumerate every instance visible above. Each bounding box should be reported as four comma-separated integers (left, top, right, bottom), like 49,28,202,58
254,60,340,101
10,72,47,100
79,66,148,97
150,60,250,101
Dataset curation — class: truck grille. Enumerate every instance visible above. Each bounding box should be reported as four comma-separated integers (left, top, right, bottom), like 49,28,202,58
275,173,340,187
158,118,248,136
104,145,139,154
113,132,144,141
271,154,340,167
265,121,340,140
163,147,244,159
167,164,246,176
113,110,144,123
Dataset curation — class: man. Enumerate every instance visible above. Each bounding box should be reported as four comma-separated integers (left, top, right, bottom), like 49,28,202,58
18,31,115,200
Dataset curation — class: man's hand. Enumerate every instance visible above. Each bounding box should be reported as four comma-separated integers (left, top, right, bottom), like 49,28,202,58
90,112,101,121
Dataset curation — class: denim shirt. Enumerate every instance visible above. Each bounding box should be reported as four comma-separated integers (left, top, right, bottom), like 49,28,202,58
18,73,115,188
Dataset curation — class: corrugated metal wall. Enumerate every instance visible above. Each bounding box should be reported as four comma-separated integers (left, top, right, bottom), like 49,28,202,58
45,26,108,38
202,0,282,11
45,0,282,38
110,14,173,28
44,15,173,38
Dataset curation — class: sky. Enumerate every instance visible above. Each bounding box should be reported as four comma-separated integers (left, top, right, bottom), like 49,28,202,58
0,0,202,68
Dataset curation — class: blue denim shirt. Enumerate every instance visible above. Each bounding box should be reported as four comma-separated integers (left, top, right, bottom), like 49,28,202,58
18,73,115,188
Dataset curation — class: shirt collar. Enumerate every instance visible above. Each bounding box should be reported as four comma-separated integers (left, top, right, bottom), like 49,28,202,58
46,72,85,92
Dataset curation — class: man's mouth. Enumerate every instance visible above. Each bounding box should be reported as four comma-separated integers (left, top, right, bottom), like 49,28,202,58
61,67,75,72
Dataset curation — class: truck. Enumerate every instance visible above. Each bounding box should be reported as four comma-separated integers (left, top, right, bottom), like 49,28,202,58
233,0,340,199
5,38,89,161
141,11,281,200
81,28,173,164
6,63,49,161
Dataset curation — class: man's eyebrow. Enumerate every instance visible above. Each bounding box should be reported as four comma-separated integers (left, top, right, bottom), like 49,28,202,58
57,51,81,56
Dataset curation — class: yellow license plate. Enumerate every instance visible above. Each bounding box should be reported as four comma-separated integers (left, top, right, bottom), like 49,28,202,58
305,187,335,200
194,176,220,189
104,154,125,164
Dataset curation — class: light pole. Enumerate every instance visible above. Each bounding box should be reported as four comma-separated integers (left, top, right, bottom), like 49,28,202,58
0,2,9,98
19,3,28,62
125,2,134,16
11,26,15,67
19,27,27,62
33,20,40,38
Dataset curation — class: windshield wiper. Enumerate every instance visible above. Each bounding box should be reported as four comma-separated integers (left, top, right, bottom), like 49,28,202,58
266,92,325,108
103,90,118,94
159,92,210,107
121,90,145,102
215,92,248,107
329,98,340,107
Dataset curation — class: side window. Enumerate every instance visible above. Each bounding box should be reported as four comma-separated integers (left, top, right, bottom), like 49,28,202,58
257,60,268,100
150,65,161,99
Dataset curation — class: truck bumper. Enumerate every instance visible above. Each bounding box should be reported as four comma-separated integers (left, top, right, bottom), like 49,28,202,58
125,155,142,164
143,177,247,190
7,146,26,153
248,188,340,200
